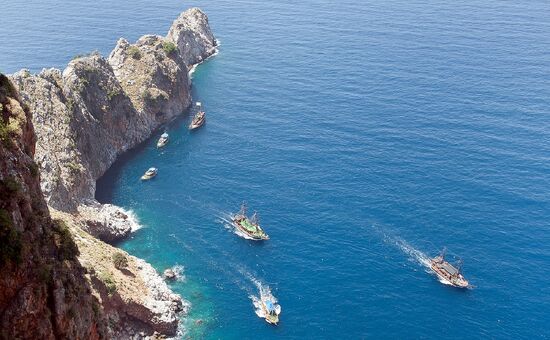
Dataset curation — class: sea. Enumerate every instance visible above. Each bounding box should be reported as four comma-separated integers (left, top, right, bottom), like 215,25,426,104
2,0,550,338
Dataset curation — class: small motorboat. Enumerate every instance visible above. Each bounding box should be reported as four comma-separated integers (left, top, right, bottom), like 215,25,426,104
141,167,158,180
430,248,469,288
189,102,205,130
157,132,169,148
258,292,281,325
231,203,269,240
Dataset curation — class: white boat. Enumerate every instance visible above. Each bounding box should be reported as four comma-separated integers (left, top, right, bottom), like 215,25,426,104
141,167,158,180
157,132,169,148
254,288,281,325
189,102,205,130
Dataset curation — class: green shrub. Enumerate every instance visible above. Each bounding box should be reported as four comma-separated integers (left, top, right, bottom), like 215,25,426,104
0,74,18,99
142,89,152,102
92,301,101,317
112,252,128,270
106,87,120,101
65,97,75,112
128,46,141,60
53,219,79,260
0,208,22,266
99,272,117,295
67,161,82,174
0,176,22,196
28,161,39,178
162,41,177,55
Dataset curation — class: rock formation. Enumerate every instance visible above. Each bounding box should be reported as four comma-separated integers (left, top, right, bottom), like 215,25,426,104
9,7,217,243
0,74,107,339
3,7,217,338
52,210,188,337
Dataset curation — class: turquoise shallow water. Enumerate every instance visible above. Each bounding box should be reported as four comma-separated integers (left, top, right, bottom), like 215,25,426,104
3,0,550,338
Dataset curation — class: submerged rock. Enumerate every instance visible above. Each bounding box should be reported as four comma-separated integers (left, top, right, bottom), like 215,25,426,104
163,269,177,281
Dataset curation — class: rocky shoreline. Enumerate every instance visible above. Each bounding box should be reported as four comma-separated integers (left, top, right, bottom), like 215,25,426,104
4,7,217,338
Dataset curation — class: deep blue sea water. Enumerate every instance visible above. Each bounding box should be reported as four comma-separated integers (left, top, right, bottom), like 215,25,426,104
2,0,550,338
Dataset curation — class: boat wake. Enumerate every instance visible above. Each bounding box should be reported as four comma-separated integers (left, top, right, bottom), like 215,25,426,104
376,227,470,287
392,237,432,269
248,278,279,319
373,225,432,271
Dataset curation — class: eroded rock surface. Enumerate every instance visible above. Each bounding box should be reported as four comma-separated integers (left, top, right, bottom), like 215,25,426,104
4,7,217,338
0,74,107,339
9,7,216,242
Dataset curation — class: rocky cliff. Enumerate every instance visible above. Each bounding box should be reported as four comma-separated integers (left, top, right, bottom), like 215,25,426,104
0,74,107,339
9,7,217,243
3,7,216,339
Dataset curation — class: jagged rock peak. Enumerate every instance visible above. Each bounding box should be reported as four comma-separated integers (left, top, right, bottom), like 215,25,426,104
166,7,218,67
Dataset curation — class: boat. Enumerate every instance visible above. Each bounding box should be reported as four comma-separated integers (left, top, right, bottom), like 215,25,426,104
157,132,169,148
231,203,269,240
258,293,281,325
140,167,158,180
189,102,205,130
430,248,469,288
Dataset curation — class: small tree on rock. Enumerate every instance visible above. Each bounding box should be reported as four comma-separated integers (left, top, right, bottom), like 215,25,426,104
112,252,128,270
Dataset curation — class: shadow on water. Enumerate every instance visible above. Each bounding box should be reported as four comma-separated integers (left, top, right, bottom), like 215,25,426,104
95,107,192,203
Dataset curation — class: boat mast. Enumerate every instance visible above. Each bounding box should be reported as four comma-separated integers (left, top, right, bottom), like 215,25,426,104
251,211,259,225
456,258,464,274
240,202,247,216
439,247,447,260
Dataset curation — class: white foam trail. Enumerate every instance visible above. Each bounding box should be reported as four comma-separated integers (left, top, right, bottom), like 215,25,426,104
247,276,278,319
375,226,466,286
393,237,432,269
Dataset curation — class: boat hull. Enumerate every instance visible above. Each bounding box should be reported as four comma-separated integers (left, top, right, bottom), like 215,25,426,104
430,263,469,288
231,216,269,240
260,301,280,325
157,139,168,148
189,116,205,130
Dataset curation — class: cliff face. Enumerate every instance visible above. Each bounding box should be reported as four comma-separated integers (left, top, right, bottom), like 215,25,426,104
52,210,187,338
2,7,216,338
0,74,107,339
10,7,217,243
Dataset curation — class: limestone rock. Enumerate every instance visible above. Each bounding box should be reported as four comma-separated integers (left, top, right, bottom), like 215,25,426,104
108,35,191,120
166,7,218,67
5,7,216,337
0,74,107,339
164,268,177,280
54,210,189,337
9,8,216,243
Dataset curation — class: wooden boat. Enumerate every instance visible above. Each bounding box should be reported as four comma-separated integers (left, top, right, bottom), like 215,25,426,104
189,102,205,130
141,167,158,180
430,249,469,288
259,295,281,325
157,132,169,148
231,203,269,240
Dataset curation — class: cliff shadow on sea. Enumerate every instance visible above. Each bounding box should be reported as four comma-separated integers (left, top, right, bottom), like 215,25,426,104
96,106,194,204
